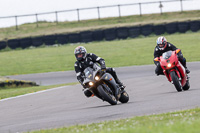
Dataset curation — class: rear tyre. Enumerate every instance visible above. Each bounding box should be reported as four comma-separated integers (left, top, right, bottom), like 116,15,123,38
170,71,182,92
119,90,129,103
183,80,190,91
97,85,117,105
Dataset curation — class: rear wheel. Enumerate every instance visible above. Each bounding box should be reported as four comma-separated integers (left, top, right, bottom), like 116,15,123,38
119,90,129,103
97,85,117,105
183,80,190,91
170,71,182,92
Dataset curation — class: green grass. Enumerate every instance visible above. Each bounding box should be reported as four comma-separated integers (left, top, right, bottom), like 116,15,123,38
28,108,200,133
0,10,200,40
0,32,200,76
0,82,77,100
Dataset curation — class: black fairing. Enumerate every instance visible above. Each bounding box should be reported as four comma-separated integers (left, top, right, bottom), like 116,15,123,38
82,63,119,100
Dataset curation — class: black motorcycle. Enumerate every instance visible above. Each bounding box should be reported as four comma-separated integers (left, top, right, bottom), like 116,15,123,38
82,63,129,105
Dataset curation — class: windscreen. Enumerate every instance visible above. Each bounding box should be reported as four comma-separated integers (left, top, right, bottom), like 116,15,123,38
162,51,172,59
83,67,93,79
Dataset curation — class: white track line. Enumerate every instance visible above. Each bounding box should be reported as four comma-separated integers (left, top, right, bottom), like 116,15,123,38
0,85,72,102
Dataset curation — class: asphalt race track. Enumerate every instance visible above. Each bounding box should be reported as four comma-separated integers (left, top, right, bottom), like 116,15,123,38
1,62,200,133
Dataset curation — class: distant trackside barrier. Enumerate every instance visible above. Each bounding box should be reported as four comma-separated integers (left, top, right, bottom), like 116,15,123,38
0,20,200,50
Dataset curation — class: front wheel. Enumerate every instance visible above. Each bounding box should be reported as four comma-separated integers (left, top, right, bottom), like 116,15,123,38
170,71,182,92
119,90,129,103
97,85,117,105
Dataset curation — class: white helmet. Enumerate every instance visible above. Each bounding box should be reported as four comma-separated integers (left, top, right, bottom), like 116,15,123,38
156,36,167,50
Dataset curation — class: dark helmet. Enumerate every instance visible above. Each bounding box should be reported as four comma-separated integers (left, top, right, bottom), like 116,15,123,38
74,46,87,61
156,36,167,50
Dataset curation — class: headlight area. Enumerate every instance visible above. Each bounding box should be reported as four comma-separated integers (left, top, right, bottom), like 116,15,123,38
95,76,100,81
167,63,172,68
89,82,94,86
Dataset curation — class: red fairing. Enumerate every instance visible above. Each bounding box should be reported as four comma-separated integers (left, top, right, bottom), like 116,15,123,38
176,61,187,86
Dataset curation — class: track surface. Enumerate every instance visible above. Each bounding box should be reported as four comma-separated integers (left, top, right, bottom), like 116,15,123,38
1,62,200,133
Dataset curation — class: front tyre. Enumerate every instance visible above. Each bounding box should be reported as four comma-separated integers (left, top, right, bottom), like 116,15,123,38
119,90,129,103
170,71,182,92
97,85,117,105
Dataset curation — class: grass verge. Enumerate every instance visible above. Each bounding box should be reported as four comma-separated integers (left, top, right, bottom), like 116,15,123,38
0,32,200,76
0,82,77,100
28,108,200,133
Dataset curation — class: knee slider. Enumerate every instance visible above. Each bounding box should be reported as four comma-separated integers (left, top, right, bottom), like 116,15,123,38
84,89,92,97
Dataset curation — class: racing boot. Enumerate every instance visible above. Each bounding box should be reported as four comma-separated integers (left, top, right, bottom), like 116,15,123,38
185,67,190,74
186,74,190,81
115,78,125,90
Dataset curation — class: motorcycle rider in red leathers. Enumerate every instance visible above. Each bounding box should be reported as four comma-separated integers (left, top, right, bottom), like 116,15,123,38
74,46,125,97
154,36,190,75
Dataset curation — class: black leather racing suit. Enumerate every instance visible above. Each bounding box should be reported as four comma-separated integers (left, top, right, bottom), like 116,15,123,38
153,42,187,75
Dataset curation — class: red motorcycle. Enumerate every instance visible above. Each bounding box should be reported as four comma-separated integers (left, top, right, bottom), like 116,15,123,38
154,49,190,92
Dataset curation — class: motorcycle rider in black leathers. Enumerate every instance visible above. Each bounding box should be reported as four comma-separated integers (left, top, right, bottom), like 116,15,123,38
74,46,125,97
154,36,190,75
